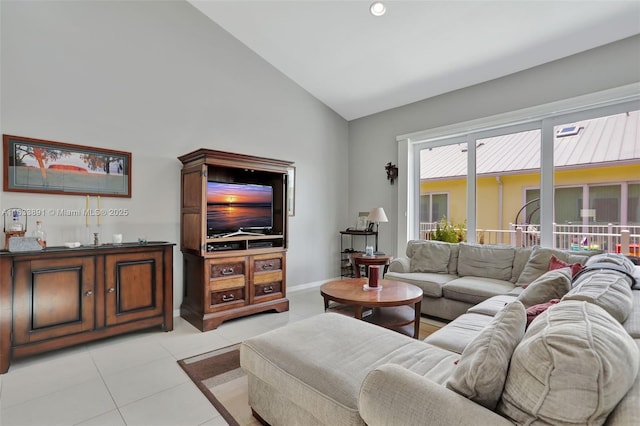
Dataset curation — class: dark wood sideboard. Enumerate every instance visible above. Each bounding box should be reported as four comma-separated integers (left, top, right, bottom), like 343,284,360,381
0,242,174,373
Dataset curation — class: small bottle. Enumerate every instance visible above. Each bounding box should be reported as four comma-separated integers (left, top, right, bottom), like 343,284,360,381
33,220,47,248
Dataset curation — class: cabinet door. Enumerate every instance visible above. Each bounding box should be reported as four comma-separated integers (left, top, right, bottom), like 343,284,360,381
105,251,164,326
13,257,95,344
251,253,285,303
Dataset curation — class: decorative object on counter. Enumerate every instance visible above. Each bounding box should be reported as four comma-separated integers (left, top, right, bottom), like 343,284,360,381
32,220,46,248
367,207,388,254
138,236,148,245
112,233,123,244
3,207,27,249
369,265,380,288
356,211,370,230
365,245,374,256
8,237,42,252
385,162,398,184
3,134,132,197
93,232,100,246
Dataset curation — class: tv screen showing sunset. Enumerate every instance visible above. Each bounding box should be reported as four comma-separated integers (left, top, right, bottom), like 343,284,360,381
207,182,273,230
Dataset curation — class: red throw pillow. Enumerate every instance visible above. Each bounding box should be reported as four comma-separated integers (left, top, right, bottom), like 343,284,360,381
526,299,560,326
548,254,583,278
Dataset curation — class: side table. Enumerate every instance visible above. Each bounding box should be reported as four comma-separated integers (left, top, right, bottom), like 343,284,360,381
349,253,393,278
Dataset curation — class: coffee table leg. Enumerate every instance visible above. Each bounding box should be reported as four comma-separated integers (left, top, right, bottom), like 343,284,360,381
323,296,329,311
413,300,422,339
354,305,363,320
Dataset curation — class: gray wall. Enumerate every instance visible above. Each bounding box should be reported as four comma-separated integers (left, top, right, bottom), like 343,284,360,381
349,34,640,257
0,0,349,309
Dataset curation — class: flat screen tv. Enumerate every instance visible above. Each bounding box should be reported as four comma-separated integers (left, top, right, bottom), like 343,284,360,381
207,181,273,235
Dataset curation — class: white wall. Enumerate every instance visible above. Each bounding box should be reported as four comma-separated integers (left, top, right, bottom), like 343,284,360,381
349,34,640,257
0,0,350,307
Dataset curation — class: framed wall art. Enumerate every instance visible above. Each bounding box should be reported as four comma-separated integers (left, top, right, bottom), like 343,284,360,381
3,134,131,197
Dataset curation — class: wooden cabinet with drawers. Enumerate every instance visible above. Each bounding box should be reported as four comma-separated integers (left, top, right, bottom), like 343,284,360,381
0,242,174,373
178,149,291,331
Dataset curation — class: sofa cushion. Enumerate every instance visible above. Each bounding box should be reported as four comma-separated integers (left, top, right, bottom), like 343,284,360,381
516,268,572,308
423,313,494,354
383,272,456,298
443,277,516,305
563,269,634,323
457,243,515,281
498,301,639,425
510,247,533,283
516,246,588,286
446,301,526,410
409,241,451,273
623,290,640,338
467,295,518,316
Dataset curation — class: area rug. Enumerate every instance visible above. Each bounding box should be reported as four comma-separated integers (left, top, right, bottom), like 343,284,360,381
178,344,259,426
178,318,445,425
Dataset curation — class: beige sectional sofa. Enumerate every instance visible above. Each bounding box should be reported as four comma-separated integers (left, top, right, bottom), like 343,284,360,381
385,240,593,320
240,250,640,425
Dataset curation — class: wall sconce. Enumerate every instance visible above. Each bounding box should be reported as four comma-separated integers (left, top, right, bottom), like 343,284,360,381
385,162,398,184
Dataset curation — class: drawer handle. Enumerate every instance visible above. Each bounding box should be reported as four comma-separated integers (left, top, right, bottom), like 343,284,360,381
263,286,274,294
262,263,274,270
222,294,235,302
221,267,234,275
107,288,115,293
84,291,93,297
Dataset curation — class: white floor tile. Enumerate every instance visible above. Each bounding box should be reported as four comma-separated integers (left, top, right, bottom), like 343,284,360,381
102,356,190,407
1,377,115,426
74,409,127,426
119,382,220,426
0,287,324,425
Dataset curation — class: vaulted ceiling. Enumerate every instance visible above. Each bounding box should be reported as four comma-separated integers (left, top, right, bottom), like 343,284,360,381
190,1,640,120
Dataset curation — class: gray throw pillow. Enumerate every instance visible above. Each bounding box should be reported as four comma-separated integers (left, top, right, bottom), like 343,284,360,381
498,301,639,425
516,246,587,286
446,301,526,410
516,268,571,308
409,241,451,273
457,243,515,281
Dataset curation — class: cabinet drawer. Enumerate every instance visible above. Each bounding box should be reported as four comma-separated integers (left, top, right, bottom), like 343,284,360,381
254,257,282,272
209,276,245,291
210,261,246,278
254,281,282,298
210,288,246,309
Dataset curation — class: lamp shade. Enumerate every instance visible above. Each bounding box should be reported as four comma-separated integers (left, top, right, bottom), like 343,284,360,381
368,207,388,223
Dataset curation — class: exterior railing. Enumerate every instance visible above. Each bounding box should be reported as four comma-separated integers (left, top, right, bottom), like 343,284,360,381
419,222,640,256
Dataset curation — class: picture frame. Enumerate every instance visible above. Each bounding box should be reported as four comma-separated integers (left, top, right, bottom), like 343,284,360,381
3,134,132,197
287,166,295,216
356,211,369,230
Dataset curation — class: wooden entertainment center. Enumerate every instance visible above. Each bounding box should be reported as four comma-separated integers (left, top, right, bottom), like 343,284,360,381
178,149,293,331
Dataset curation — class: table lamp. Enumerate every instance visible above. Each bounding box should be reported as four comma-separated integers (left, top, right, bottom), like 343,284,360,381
368,207,388,254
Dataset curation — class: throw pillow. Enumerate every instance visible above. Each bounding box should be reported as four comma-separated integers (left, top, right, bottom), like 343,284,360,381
563,269,634,323
548,254,583,277
409,241,451,273
525,299,559,326
446,301,526,410
457,242,515,281
498,301,639,425
516,268,572,308
516,246,587,286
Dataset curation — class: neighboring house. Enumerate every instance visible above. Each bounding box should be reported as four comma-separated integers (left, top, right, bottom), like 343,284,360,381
419,110,640,238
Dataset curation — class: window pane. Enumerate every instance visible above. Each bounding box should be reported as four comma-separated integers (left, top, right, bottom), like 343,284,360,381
555,187,582,224
475,129,541,245
629,184,640,225
589,185,620,224
419,144,466,240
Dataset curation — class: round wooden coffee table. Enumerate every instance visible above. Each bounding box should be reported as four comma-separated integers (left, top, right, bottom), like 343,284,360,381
320,278,423,338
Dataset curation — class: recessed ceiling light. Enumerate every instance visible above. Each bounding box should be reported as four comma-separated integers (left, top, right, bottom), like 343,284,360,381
370,1,386,17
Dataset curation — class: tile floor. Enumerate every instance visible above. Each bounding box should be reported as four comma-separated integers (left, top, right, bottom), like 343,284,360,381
0,286,327,426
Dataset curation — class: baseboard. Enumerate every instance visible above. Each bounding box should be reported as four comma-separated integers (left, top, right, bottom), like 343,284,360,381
287,277,342,293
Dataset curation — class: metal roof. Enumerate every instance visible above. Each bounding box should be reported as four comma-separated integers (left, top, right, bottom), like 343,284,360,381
420,110,640,180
